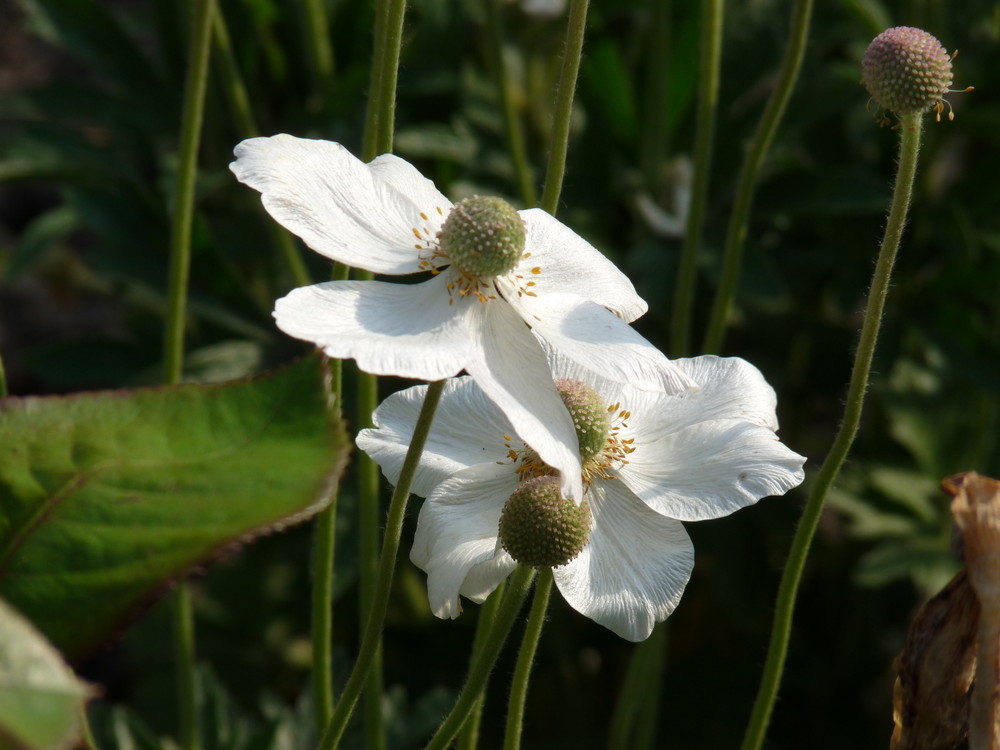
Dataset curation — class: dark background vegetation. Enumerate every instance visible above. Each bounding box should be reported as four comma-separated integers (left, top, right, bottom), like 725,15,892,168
1,0,998,747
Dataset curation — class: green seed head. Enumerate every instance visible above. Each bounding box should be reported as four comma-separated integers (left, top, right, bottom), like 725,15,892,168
555,378,610,463
498,476,592,569
862,26,952,117
437,196,526,278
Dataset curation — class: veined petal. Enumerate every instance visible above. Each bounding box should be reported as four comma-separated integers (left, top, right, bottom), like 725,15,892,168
463,300,585,502
554,481,694,641
520,294,698,394
516,209,647,322
356,377,514,498
231,135,450,274
273,274,473,381
619,419,806,521
410,464,519,619
663,356,781,430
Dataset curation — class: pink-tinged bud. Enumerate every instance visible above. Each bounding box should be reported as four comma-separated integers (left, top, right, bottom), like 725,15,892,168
862,27,960,124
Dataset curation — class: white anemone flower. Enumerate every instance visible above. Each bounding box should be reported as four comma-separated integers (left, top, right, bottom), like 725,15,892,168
231,135,695,501
357,352,806,641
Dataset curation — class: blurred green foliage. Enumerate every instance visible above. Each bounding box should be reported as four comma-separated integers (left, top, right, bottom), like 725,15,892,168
1,0,999,747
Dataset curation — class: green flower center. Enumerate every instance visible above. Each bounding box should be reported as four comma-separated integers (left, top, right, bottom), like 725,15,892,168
437,196,526,279
555,378,611,463
498,476,592,569
862,26,952,117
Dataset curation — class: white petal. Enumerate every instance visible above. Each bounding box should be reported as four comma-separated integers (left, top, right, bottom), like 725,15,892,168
554,481,694,641
356,377,514,498
515,209,647,322
463,300,585,502
665,356,782,430
459,552,518,604
231,135,450,274
519,294,698,394
409,464,519,619
619,419,806,521
273,274,474,381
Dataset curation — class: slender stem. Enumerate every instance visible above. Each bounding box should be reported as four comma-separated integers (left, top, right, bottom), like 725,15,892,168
301,0,335,110
485,0,537,206
311,497,338,730
0,351,7,398
79,705,100,750
639,0,671,188
172,584,199,750
425,566,538,750
701,0,814,354
163,0,214,386
739,116,924,750
539,0,590,215
632,624,666,749
318,380,446,750
357,369,385,750
164,5,214,750
457,581,507,750
607,624,664,749
211,4,311,289
362,0,407,161
503,568,553,750
670,0,723,358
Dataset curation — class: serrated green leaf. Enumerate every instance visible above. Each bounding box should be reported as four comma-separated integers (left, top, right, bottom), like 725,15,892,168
0,355,348,658
0,597,92,750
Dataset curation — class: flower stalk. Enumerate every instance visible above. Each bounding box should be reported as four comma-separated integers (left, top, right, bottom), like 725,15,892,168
425,566,538,750
670,0,723,358
503,568,554,750
164,3,215,750
740,114,924,750
457,581,507,750
539,0,590,215
318,379,446,750
701,0,814,354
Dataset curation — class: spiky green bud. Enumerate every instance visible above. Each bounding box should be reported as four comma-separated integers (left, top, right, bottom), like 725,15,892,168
555,378,610,463
498,476,592,569
438,196,525,278
862,26,952,117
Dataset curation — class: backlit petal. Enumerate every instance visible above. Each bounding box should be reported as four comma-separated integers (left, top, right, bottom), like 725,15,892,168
516,209,647,322
273,273,473,381
231,135,449,274
619,419,806,521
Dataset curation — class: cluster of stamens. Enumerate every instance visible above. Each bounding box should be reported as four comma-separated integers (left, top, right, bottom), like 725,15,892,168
411,196,543,305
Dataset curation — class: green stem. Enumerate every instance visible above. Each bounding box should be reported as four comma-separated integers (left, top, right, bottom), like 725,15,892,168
639,0,671,189
172,584,199,750
357,369,385,750
164,5,214,750
457,581,508,750
318,380,446,750
485,0,537,206
211,4,311,289
670,0,723,358
739,116,924,750
0,351,7,398
607,624,663,749
701,0,814,354
163,0,214,386
632,625,666,750
539,0,590,215
425,566,538,750
361,0,407,161
301,0,335,109
503,568,553,750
